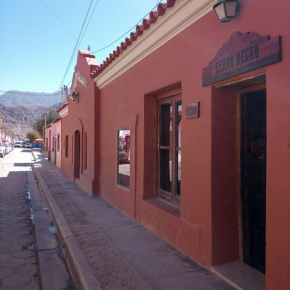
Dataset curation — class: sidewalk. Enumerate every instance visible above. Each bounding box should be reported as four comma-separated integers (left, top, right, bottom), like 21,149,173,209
32,149,234,290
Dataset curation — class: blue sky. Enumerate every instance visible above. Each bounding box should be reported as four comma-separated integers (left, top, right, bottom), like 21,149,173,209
0,0,163,94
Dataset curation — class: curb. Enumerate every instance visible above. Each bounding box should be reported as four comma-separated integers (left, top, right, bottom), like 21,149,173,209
32,162,102,290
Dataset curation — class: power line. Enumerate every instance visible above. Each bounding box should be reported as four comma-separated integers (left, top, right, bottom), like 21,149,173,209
39,0,69,31
92,0,164,54
66,79,72,86
58,0,95,90
62,0,162,84
79,0,100,49
64,0,101,87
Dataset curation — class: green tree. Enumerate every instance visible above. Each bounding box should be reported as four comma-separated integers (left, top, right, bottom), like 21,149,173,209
33,109,58,137
26,130,41,142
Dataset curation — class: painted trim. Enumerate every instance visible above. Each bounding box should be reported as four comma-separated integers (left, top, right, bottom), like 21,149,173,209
95,0,216,89
59,105,68,118
216,73,266,88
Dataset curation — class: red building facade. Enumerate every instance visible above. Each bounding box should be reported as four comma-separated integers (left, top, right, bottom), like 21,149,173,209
61,1,290,289
60,51,99,195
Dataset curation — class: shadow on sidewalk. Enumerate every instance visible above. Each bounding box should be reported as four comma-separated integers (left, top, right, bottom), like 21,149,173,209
31,149,234,290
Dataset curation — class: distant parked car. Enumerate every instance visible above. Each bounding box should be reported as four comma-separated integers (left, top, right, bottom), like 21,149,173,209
24,142,33,148
119,151,130,164
0,143,5,158
15,141,22,148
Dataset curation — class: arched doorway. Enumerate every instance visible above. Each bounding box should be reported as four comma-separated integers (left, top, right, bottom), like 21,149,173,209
53,136,57,164
74,130,81,180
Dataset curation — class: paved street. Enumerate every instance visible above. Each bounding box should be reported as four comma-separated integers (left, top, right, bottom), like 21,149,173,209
0,148,75,290
0,148,235,290
33,149,234,290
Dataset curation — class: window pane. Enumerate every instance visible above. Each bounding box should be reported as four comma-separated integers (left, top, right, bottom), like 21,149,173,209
65,135,68,157
117,129,130,188
57,134,60,150
177,100,182,148
225,1,236,17
160,149,171,192
176,101,182,196
84,133,87,170
215,3,226,19
160,103,172,146
177,150,181,196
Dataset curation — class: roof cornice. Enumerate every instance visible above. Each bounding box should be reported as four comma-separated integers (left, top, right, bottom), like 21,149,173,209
59,105,68,118
94,0,216,89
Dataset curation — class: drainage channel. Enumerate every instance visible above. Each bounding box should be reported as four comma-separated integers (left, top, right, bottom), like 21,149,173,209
25,163,76,290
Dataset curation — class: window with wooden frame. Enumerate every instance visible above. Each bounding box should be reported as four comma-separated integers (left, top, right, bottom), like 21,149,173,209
65,135,68,157
84,132,87,170
71,135,73,164
157,94,182,205
57,134,60,151
52,136,55,151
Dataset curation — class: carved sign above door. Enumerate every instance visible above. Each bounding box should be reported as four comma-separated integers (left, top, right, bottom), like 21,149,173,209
202,31,282,87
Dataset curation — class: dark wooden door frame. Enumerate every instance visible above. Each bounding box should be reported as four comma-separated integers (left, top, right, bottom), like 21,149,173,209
53,137,57,164
237,83,266,271
74,130,81,180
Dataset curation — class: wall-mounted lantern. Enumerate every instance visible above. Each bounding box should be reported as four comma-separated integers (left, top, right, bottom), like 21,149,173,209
213,0,241,23
71,91,79,102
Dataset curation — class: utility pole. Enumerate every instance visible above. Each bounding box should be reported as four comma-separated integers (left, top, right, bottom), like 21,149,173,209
61,86,64,104
65,85,68,102
62,85,68,103
0,127,6,139
44,114,47,150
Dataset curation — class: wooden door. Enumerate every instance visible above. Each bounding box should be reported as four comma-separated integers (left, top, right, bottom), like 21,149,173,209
241,89,266,273
74,130,81,179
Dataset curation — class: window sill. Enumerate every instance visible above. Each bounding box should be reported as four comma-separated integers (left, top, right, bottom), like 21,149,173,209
144,197,180,218
116,184,130,192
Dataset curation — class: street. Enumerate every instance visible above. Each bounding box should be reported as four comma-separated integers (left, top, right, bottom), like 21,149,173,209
0,148,75,289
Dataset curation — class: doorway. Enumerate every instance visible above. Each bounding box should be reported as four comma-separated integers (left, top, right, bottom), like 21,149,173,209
74,130,81,180
53,137,57,164
240,89,266,273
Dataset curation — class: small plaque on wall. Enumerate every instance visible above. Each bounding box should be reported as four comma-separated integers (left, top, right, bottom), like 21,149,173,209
186,102,200,119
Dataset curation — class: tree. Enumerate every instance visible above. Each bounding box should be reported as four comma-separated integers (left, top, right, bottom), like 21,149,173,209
33,109,58,137
26,130,41,142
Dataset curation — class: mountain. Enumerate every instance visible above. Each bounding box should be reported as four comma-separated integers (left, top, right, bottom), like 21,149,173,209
50,102,62,111
0,104,50,140
0,90,62,107
0,90,64,140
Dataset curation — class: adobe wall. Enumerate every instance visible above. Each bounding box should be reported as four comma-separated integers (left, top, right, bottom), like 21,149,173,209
95,1,290,288
55,120,61,169
60,115,74,178
60,51,98,195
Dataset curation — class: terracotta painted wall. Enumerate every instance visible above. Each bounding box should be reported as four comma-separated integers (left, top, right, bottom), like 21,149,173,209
95,1,290,289
48,128,52,151
61,115,74,179
60,51,98,195
55,120,61,169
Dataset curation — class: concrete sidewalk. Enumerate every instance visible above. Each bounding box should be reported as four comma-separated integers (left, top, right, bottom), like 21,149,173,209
32,149,234,290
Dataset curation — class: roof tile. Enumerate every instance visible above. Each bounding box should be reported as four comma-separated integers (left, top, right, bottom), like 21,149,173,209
91,0,176,79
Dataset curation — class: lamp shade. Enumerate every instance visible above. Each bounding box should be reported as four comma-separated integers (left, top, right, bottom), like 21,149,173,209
213,0,241,23
71,91,79,101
